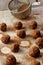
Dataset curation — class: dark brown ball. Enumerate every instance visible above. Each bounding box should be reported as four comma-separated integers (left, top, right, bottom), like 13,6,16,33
14,22,22,30
31,30,41,38
1,35,10,44
29,21,37,29
29,46,40,58
12,44,19,52
36,37,43,48
30,60,40,65
0,23,7,31
6,55,16,65
17,29,26,38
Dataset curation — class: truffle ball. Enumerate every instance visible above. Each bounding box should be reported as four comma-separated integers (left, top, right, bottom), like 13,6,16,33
14,22,22,30
6,55,16,65
30,60,40,65
12,44,19,52
31,30,41,38
29,46,40,58
36,37,43,48
0,23,7,31
1,35,10,44
29,21,37,29
17,29,26,38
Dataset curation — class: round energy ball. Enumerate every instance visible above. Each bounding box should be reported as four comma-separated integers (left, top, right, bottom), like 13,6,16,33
29,21,37,29
6,55,16,65
0,23,7,31
29,46,40,58
31,30,41,38
36,37,43,48
17,29,26,38
1,35,10,44
14,22,23,30
12,44,19,52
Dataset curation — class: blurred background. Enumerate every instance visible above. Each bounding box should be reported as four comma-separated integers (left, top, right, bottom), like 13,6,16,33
0,0,43,10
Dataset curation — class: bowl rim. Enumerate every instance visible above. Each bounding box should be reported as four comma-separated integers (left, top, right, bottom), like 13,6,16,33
8,0,31,14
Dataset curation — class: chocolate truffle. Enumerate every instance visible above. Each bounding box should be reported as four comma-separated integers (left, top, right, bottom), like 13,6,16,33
1,35,10,44
0,23,7,31
29,21,37,29
36,37,43,48
30,60,40,65
14,22,22,30
17,29,26,38
12,44,19,52
6,55,16,65
31,30,41,38
29,46,40,58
